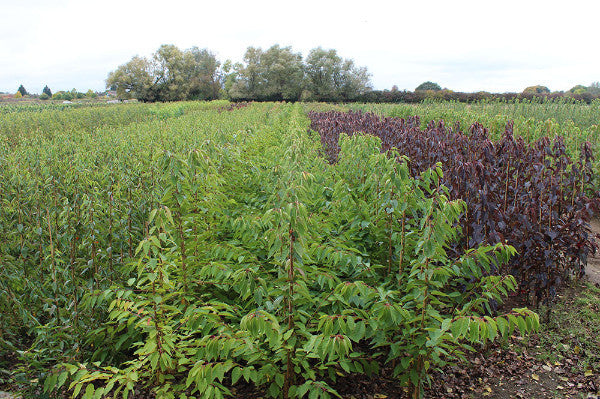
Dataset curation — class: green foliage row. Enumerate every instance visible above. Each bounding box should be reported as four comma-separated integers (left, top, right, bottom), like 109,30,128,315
0,101,228,148
0,101,537,398
0,100,236,359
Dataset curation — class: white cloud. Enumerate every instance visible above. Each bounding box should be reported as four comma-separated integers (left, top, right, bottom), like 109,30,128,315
1,0,599,94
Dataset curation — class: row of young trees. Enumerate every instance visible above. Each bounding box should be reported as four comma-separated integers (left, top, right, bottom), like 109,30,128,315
106,44,372,102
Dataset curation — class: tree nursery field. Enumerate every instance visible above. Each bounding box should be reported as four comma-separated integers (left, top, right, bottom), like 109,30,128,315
0,100,599,398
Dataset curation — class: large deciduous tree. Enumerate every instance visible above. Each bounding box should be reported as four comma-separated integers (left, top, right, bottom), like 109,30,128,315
106,56,154,101
184,47,222,100
415,81,442,91
108,43,372,102
151,44,187,101
106,45,221,102
587,82,600,96
229,45,304,101
522,85,550,95
304,47,371,102
260,45,304,100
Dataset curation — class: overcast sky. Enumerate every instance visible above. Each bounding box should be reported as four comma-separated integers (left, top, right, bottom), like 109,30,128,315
2,0,599,94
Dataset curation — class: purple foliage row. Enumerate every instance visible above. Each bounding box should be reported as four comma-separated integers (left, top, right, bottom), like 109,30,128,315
309,110,599,301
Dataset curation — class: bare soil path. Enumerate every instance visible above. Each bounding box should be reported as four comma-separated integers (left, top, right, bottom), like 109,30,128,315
586,219,600,284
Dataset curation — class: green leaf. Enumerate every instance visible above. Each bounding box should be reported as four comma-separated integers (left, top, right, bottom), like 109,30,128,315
83,383,95,399
231,367,242,385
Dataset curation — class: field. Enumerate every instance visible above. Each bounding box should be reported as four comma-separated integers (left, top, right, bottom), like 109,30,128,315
349,99,600,151
0,100,598,398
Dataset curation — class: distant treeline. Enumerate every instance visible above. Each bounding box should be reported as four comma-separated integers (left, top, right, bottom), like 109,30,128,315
353,89,600,104
106,43,600,104
107,44,370,103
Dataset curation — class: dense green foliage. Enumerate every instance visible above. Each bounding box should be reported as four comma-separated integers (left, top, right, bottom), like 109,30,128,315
17,85,28,96
415,82,441,92
107,45,222,102
523,85,550,95
0,101,125,114
0,101,539,398
109,44,372,103
43,86,53,97
301,47,371,102
227,45,305,101
310,110,598,303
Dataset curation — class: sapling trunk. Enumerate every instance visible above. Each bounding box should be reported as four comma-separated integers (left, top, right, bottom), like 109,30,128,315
68,200,79,325
398,211,406,285
413,211,434,399
388,211,393,275
513,166,520,208
128,187,133,258
16,186,26,277
412,356,424,399
177,213,188,294
387,186,395,275
464,207,469,251
152,264,164,383
46,206,60,314
52,181,60,259
46,207,56,285
503,160,510,213
108,190,113,277
37,196,43,271
283,224,295,399
90,205,99,291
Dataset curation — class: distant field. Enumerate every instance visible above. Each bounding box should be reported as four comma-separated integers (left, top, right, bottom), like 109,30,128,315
348,99,600,160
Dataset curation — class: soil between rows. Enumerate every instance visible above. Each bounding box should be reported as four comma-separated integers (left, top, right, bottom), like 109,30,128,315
585,219,600,285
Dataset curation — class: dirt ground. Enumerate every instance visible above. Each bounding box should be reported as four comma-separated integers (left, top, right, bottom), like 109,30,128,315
586,219,600,284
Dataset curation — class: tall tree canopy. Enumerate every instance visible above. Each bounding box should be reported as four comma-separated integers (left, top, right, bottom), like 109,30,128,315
17,85,28,96
415,81,442,91
522,85,550,94
184,47,222,100
107,43,371,102
106,45,221,102
304,47,371,102
229,45,304,101
106,56,155,100
588,82,600,96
